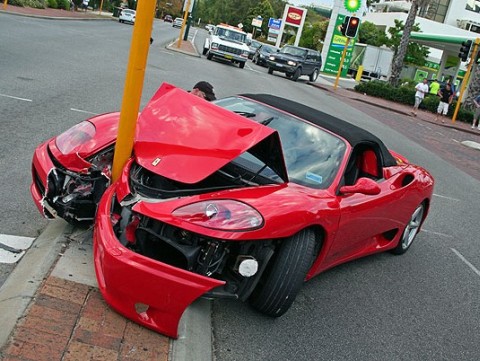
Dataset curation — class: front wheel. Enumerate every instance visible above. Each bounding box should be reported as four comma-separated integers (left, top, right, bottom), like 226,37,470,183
268,67,273,74
202,47,208,55
249,229,317,317
292,68,301,81
207,52,213,60
239,62,245,69
391,203,425,255
309,68,319,82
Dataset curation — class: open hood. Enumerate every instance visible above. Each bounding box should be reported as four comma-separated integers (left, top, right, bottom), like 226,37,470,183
134,84,288,184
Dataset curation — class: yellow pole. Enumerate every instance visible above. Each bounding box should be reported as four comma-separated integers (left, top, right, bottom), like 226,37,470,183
334,37,350,90
111,0,156,182
355,65,363,82
452,38,480,123
176,0,191,48
3,0,8,10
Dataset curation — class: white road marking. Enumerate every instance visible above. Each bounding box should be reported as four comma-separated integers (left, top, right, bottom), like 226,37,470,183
0,93,32,102
70,108,99,115
421,229,454,238
451,248,480,278
0,234,35,264
451,139,459,143
433,193,461,202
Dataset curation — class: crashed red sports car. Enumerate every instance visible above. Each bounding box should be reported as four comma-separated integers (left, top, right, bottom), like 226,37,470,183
31,83,434,338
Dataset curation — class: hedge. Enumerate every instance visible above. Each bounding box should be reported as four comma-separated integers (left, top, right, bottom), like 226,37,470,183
354,80,473,123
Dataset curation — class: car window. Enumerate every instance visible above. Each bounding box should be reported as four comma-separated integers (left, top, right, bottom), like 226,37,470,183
215,97,347,189
280,46,307,58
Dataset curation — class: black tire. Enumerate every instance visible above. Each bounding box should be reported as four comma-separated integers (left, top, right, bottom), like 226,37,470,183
268,67,273,74
292,68,301,81
286,72,292,78
207,52,213,60
309,68,319,82
239,62,245,69
202,47,208,55
249,229,317,317
391,203,425,255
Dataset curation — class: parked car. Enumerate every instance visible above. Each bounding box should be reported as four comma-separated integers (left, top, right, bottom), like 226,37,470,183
203,23,250,69
205,23,215,32
247,39,262,59
31,83,434,339
252,44,279,67
118,9,135,24
266,45,322,82
163,14,173,22
172,17,184,28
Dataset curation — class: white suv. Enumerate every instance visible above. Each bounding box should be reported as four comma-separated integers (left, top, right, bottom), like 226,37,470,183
203,24,250,69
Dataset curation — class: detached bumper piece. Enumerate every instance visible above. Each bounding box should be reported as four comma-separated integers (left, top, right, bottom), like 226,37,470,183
93,185,224,338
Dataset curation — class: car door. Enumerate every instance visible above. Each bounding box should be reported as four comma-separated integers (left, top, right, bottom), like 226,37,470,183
324,145,411,265
303,51,316,74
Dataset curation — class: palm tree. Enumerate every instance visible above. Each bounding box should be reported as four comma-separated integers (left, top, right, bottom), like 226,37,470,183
464,62,480,110
389,0,431,86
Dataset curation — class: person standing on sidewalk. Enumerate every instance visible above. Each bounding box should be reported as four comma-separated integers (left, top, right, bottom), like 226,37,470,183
435,83,453,123
472,93,480,130
428,79,440,98
411,78,429,117
82,0,89,11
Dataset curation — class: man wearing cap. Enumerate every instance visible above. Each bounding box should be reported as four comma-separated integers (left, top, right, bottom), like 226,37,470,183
191,81,216,101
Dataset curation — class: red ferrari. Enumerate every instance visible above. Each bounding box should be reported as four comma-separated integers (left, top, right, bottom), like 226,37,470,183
31,83,434,338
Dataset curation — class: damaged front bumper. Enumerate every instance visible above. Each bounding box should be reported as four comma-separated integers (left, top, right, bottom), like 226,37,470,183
93,183,225,338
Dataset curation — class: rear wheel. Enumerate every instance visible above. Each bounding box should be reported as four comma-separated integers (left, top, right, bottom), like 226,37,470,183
391,203,425,255
249,229,317,317
292,68,301,81
309,68,319,82
268,67,273,74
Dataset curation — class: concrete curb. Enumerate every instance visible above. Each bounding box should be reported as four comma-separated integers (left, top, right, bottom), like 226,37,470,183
0,220,72,347
0,9,114,20
165,39,201,58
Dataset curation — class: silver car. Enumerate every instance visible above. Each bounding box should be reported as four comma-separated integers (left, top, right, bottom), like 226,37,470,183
173,17,184,28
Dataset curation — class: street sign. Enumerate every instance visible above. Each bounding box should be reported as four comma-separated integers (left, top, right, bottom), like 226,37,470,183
268,18,282,29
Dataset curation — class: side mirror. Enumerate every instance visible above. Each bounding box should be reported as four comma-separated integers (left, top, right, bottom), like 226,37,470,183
339,177,381,195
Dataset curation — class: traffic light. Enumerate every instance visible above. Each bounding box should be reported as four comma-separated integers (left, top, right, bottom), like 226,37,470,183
345,16,360,38
459,40,472,62
340,16,350,36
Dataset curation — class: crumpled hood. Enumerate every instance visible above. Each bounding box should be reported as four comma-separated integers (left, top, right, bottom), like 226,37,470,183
134,84,286,184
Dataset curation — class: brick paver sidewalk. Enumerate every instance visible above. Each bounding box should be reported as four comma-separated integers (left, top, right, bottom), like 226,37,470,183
1,277,169,361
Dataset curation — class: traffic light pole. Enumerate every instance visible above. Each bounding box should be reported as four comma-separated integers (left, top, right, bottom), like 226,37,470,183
452,38,480,123
334,37,350,90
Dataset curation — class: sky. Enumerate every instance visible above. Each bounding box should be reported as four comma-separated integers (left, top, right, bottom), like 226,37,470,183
290,0,334,8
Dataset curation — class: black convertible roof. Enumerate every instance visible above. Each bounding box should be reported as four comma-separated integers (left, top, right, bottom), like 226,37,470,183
241,93,397,167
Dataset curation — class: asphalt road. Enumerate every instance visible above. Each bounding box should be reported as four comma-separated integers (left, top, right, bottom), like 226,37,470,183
1,13,480,360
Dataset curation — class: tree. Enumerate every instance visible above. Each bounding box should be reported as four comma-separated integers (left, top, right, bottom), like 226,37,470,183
388,0,431,86
463,62,480,110
387,20,429,66
358,21,388,47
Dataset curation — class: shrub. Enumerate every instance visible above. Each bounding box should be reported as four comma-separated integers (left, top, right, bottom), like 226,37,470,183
354,80,473,123
47,0,58,8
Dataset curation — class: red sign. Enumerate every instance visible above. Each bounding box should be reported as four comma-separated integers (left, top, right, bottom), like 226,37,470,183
285,6,304,26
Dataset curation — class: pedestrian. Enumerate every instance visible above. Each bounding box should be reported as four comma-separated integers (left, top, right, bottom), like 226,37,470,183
435,83,453,123
428,78,440,98
472,93,480,130
191,81,216,101
82,0,88,11
411,78,429,117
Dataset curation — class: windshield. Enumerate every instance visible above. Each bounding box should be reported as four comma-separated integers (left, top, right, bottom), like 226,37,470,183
215,27,247,43
280,46,307,58
214,97,347,189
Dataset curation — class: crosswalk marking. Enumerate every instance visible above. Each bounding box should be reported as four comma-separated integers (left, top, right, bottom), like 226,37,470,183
0,234,35,264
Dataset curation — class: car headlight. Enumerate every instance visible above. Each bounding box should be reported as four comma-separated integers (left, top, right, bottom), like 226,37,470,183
172,200,263,231
259,54,265,58
211,42,219,49
56,121,96,155
269,56,275,61
287,60,297,66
